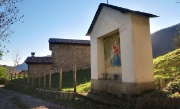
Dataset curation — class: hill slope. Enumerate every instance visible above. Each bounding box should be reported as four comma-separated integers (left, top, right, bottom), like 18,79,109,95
16,62,28,71
153,49,180,92
151,23,180,58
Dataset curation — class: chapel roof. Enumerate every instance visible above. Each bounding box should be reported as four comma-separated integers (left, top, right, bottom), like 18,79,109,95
86,3,158,35
49,38,90,45
25,57,53,64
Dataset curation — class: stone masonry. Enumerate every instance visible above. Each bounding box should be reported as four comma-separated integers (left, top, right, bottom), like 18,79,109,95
49,39,90,72
25,56,53,77
26,38,90,77
28,64,52,77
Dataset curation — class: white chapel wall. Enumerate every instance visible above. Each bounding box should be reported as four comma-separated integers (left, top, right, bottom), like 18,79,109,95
90,6,135,81
131,13,154,83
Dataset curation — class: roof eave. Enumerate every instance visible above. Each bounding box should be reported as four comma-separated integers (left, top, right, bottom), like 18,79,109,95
150,15,159,18
25,62,53,64
86,3,158,36
86,33,91,36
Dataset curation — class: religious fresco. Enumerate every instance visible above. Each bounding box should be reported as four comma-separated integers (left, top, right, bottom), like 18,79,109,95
104,33,121,68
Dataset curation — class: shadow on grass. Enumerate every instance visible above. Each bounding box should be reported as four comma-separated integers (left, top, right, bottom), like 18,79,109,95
10,68,91,91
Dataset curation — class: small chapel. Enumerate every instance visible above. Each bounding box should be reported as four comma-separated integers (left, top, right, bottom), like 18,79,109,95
86,3,158,94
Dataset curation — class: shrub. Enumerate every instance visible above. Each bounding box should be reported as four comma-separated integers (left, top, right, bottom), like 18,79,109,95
0,65,7,84
166,82,180,93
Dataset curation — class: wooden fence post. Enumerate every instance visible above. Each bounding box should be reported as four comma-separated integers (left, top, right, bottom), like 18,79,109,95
32,75,34,88
23,73,25,82
59,68,62,91
44,72,46,89
49,70,52,90
39,72,41,88
11,73,12,81
73,64,77,92
18,73,20,80
8,73,10,80
27,73,29,84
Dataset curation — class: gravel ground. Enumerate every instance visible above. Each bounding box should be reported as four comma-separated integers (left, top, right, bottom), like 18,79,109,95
0,85,72,109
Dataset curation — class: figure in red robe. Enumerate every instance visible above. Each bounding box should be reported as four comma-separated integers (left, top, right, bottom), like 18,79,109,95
110,40,121,66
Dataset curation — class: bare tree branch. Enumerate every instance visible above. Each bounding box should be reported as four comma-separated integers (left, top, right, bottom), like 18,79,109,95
0,0,23,59
13,50,21,67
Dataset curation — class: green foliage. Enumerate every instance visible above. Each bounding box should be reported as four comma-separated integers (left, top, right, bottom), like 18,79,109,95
173,35,180,48
0,51,2,60
0,65,7,84
153,49,180,92
166,82,180,93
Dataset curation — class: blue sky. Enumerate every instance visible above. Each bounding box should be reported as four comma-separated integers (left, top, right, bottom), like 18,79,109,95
0,0,180,66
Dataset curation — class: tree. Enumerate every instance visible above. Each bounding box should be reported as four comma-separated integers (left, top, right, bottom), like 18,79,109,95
0,0,23,59
0,51,2,60
173,27,180,49
13,50,21,68
173,35,180,48
0,65,7,84
13,50,21,78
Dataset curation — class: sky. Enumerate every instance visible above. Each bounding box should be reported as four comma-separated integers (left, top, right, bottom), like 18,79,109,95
0,0,180,66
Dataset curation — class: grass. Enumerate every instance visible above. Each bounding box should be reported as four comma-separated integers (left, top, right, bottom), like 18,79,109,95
11,68,91,92
63,81,91,92
5,49,180,109
153,49,180,78
10,49,180,94
153,49,180,93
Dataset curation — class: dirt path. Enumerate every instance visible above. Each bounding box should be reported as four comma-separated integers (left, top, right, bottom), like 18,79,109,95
0,85,71,109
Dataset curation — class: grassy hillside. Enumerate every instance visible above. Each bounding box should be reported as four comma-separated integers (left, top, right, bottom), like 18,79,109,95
153,49,180,93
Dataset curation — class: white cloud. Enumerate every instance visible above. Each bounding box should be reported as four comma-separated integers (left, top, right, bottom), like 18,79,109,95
0,60,14,66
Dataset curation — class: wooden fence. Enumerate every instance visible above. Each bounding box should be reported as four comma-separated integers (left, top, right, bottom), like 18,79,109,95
10,64,77,92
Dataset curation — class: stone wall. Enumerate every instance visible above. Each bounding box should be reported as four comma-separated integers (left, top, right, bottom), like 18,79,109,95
35,88,77,100
91,79,155,95
51,44,90,72
28,64,52,77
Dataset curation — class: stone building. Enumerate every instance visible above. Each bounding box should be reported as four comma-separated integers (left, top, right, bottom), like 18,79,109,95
25,38,90,77
49,38,90,72
25,56,53,77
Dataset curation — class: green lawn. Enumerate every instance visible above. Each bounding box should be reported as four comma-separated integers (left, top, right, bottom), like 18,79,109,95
11,68,91,92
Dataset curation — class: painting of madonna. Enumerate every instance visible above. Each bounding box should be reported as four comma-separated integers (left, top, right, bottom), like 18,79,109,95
103,33,121,79
110,40,121,66
104,33,121,68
